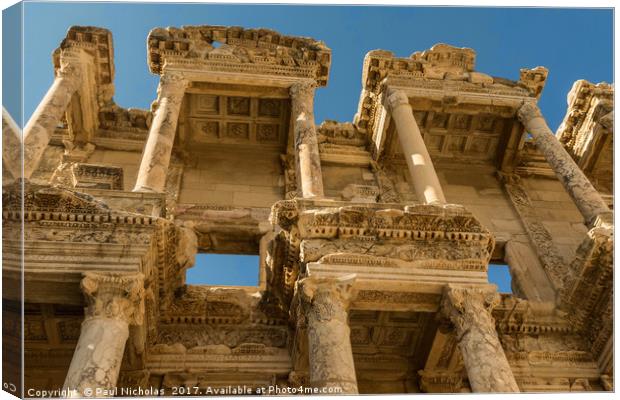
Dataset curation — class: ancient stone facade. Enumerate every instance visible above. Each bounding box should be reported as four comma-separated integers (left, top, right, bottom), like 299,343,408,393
2,25,613,396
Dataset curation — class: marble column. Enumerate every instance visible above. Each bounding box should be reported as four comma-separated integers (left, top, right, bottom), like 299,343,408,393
385,88,446,205
2,107,22,180
517,103,611,228
440,285,519,393
63,272,145,398
290,82,324,198
299,275,358,394
23,52,85,179
133,72,188,193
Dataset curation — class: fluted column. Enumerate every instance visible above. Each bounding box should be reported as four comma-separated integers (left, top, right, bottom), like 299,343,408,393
290,82,324,198
63,273,145,398
517,103,611,228
299,275,357,393
2,107,22,180
440,285,519,393
23,52,85,179
385,88,446,205
133,72,188,193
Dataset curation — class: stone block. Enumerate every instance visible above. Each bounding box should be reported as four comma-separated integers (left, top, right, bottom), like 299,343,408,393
523,178,566,192
444,184,479,199
179,189,233,205
362,171,375,181
541,221,572,236
491,218,525,234
215,183,251,192
232,191,282,207
478,188,504,196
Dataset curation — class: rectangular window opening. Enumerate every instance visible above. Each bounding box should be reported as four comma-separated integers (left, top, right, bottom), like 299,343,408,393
186,253,260,287
488,263,512,294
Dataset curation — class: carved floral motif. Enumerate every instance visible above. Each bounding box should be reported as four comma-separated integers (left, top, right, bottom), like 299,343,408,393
81,272,145,325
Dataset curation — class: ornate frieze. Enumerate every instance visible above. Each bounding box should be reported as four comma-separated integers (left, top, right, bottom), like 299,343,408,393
419,370,468,393
155,325,288,349
267,199,494,312
560,222,613,362
65,163,124,190
317,120,367,147
493,296,573,335
147,25,331,86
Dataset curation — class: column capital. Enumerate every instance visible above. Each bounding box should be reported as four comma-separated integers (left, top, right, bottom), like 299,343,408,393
298,274,356,320
56,49,90,89
439,285,519,392
517,101,543,123
81,272,145,325
157,71,189,101
290,81,316,101
440,285,500,334
385,88,410,112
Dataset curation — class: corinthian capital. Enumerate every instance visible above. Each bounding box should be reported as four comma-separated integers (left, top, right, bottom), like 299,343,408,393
440,285,499,335
290,81,316,102
298,274,356,322
517,102,543,123
158,72,189,97
57,49,88,88
81,272,145,325
385,88,410,112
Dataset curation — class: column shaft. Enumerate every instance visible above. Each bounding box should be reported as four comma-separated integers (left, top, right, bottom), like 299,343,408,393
133,73,187,193
63,273,144,397
441,285,519,393
386,89,446,205
517,103,611,227
300,276,357,394
63,318,129,397
290,82,324,198
23,67,82,179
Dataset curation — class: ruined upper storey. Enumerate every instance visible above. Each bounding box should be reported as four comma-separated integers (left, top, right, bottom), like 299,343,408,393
147,25,332,86
556,80,613,194
355,43,548,136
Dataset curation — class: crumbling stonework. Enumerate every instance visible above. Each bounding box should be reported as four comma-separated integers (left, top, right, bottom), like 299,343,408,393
2,24,613,397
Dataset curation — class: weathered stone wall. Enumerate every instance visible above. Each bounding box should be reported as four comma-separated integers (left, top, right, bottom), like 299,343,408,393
177,148,284,208
321,164,373,199
519,177,589,263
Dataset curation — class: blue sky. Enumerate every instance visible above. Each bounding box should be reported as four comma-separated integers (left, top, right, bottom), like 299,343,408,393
2,3,613,287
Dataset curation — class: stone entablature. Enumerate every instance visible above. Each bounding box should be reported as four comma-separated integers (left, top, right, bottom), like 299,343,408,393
268,198,495,310
355,43,547,140
556,80,613,151
53,26,115,105
147,25,331,86
556,80,613,193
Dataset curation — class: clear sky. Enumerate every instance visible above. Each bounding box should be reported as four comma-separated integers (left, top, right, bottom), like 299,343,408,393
3,3,613,287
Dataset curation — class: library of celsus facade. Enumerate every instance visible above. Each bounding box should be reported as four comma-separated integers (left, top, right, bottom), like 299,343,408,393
2,25,613,396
